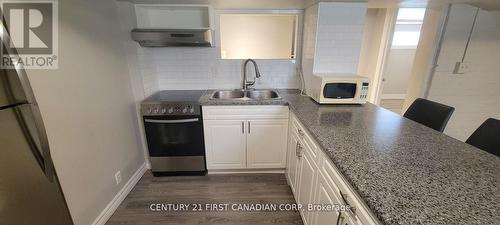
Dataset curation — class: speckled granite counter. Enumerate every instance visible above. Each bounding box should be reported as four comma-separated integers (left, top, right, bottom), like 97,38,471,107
198,89,500,225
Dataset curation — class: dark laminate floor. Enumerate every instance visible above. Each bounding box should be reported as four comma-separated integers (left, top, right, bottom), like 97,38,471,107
106,172,303,225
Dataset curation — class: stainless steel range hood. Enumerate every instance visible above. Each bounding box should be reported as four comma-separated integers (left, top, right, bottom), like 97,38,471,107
131,29,212,47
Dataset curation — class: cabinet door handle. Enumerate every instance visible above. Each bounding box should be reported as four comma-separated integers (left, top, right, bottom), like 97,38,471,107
339,191,357,216
298,129,304,137
336,212,344,225
248,121,251,134
295,142,299,157
296,142,302,158
242,121,244,133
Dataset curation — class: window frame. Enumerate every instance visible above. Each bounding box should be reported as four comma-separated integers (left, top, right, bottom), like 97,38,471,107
391,8,425,50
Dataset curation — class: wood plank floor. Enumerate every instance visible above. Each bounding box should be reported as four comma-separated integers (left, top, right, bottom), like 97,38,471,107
106,172,303,225
380,99,405,115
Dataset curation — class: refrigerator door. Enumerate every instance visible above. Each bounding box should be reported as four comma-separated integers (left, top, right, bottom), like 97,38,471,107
0,15,37,108
0,104,74,225
0,67,31,108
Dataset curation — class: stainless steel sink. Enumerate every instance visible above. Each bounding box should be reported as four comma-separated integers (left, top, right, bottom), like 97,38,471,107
246,90,280,99
212,90,245,99
211,89,280,100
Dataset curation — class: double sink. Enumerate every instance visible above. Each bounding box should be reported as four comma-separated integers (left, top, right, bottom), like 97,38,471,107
211,89,280,100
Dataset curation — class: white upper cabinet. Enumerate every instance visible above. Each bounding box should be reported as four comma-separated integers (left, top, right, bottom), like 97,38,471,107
301,2,368,96
135,4,212,29
302,2,367,74
219,13,298,59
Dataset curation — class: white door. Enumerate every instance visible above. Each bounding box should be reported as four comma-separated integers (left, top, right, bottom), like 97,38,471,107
246,119,288,168
286,130,300,193
311,172,344,225
297,144,317,225
203,120,246,169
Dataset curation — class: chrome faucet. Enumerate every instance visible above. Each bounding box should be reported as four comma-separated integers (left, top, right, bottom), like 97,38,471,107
242,59,261,90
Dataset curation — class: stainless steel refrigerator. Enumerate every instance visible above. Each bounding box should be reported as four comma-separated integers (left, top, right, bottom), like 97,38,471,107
0,17,74,225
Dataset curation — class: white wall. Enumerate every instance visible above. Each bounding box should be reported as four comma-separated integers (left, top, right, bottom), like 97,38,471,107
25,0,145,224
403,5,447,111
357,8,395,103
381,49,416,96
125,10,302,92
427,4,500,141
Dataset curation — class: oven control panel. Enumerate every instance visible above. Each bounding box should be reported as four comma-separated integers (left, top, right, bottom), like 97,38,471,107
141,103,200,116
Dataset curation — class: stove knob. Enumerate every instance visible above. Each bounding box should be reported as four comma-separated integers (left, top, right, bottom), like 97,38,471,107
189,108,195,113
161,107,167,114
182,107,188,114
168,107,174,114
153,108,159,114
146,107,152,114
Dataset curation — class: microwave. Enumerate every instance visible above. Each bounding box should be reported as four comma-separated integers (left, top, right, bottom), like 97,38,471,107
309,74,369,104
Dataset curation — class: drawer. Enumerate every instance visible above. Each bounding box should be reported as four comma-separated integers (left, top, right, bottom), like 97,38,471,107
290,113,319,163
203,105,289,120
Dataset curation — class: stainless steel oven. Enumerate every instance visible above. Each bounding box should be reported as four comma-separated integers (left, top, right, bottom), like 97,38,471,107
141,91,207,176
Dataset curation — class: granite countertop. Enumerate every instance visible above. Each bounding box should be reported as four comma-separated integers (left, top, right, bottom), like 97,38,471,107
197,89,500,225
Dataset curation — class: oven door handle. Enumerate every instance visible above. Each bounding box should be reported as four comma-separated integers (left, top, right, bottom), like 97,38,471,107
145,118,199,124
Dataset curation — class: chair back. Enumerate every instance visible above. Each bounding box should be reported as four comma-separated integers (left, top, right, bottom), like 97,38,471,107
403,98,455,132
466,118,500,157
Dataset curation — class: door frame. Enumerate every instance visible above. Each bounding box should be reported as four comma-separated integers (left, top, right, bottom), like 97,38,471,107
370,8,399,105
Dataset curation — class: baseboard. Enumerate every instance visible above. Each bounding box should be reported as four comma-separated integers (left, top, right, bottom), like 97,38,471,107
381,94,406,100
208,168,285,174
91,162,147,225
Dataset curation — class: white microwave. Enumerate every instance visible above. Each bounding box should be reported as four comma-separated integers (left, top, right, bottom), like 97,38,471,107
309,74,369,104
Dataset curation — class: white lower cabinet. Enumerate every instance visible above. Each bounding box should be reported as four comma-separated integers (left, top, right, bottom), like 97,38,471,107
203,106,289,170
247,119,288,168
286,130,300,194
204,120,247,169
312,172,343,225
296,142,317,225
287,112,380,225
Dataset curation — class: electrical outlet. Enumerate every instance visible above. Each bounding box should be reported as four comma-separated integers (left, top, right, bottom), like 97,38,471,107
453,61,471,74
114,171,122,185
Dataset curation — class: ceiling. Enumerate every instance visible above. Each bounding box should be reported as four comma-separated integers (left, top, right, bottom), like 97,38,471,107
118,0,500,10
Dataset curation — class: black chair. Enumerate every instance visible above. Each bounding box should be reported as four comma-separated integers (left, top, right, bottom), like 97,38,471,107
466,118,500,157
403,98,455,132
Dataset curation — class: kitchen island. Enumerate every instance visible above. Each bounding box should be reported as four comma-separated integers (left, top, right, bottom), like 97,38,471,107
199,89,500,225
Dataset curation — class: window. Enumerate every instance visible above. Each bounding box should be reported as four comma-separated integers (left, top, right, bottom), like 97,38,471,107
219,14,298,59
391,8,426,49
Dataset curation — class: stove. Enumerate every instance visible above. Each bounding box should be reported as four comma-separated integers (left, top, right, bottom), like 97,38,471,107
141,90,204,116
141,90,207,176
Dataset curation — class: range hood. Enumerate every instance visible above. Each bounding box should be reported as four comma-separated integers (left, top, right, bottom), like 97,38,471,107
131,29,212,47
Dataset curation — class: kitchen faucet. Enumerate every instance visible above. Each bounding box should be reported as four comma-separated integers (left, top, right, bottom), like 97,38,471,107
242,59,261,90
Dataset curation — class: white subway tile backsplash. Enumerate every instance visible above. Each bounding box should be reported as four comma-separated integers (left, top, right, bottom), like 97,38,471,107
133,10,300,93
